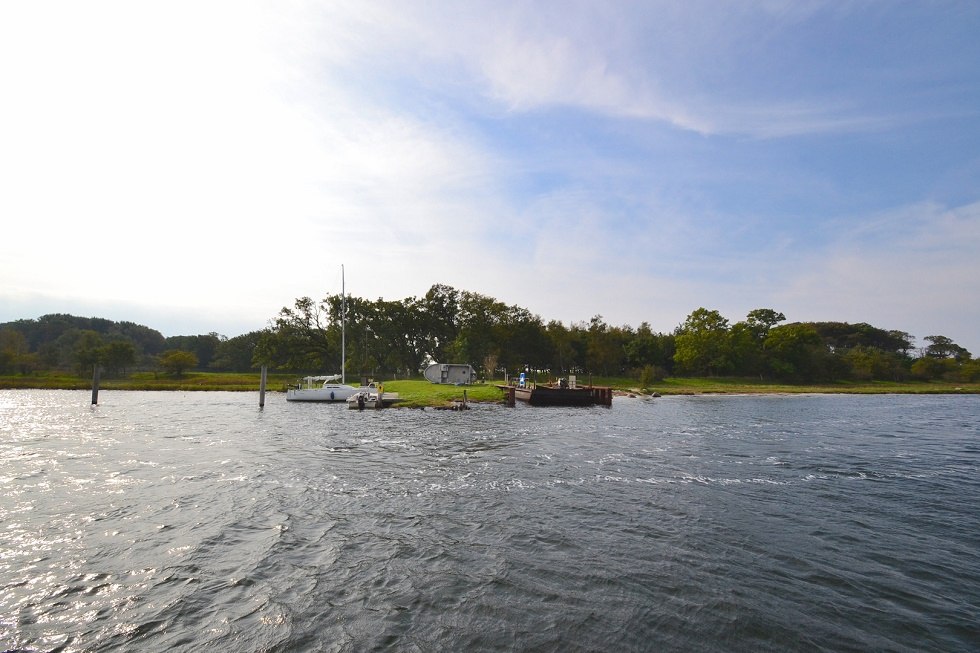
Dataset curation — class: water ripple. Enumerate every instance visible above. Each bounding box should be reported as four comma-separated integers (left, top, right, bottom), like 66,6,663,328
0,391,978,651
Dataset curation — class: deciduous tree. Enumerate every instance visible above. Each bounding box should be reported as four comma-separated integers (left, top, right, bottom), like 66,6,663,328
102,340,136,377
0,328,30,374
924,335,971,361
764,323,824,381
674,308,732,376
159,349,199,376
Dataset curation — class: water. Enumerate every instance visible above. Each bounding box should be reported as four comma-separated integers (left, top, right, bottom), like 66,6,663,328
1,390,978,652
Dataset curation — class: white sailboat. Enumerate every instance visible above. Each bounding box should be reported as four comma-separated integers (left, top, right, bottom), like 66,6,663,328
285,265,363,402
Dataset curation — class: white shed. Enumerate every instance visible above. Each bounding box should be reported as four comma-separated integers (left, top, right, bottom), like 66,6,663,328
424,363,477,385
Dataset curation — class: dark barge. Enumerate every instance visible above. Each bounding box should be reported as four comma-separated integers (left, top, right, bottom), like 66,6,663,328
497,381,613,407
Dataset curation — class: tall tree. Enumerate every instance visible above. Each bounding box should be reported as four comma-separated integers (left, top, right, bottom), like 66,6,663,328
421,284,461,364
501,306,551,373
746,308,786,334
165,333,222,368
71,330,106,375
102,340,137,377
674,308,732,376
763,323,826,382
545,320,579,375
842,346,908,381
924,335,971,361
159,349,199,376
269,296,341,371
811,322,912,353
583,316,629,376
729,309,786,378
452,291,508,368
888,330,916,357
0,328,30,374
211,331,262,371
624,322,674,375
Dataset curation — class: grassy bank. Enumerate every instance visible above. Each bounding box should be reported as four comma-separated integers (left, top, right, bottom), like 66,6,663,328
636,376,980,396
1,372,976,406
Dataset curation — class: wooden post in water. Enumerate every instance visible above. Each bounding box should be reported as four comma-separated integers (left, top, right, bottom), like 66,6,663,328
91,364,101,405
259,365,268,408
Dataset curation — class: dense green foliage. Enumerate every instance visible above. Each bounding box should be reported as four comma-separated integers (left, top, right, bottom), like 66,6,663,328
1,287,976,384
0,314,260,378
158,350,199,377
256,286,675,381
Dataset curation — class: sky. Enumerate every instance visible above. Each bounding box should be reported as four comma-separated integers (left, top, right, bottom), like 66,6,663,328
2,1,978,355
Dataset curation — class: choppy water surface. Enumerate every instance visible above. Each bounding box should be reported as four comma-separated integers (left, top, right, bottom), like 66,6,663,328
1,390,978,652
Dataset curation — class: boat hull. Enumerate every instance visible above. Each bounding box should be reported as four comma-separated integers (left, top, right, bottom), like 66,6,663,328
513,386,606,407
286,384,359,402
347,391,400,409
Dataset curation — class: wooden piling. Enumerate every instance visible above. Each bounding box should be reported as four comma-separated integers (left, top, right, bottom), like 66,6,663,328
91,365,100,405
259,365,268,408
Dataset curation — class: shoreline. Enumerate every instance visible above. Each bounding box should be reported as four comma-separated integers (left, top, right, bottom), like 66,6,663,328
1,378,977,411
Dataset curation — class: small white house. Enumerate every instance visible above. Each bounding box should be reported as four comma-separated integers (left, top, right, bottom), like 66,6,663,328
424,363,477,385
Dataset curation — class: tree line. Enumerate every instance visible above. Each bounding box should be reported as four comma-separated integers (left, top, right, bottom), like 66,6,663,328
1,285,976,383
0,313,260,377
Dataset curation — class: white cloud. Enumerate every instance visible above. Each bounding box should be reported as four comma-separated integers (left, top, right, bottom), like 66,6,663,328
1,1,977,359
428,1,953,137
0,0,509,320
772,201,980,350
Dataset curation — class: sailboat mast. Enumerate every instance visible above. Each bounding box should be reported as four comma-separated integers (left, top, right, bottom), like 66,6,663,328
341,264,346,384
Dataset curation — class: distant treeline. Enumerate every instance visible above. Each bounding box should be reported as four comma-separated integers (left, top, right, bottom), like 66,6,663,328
1,284,976,383
0,314,260,377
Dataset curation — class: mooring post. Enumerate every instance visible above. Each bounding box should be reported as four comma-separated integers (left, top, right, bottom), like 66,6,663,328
91,364,101,405
259,365,268,408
